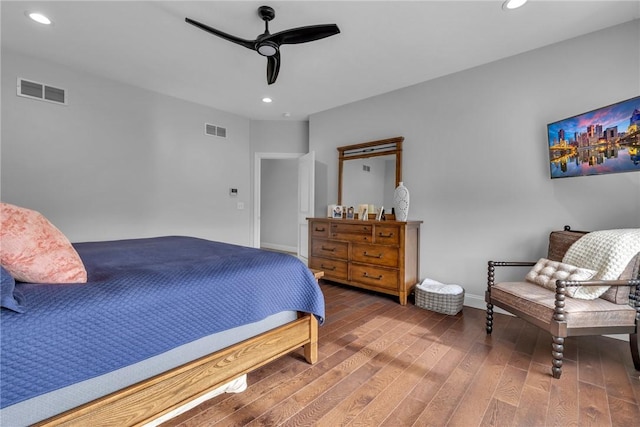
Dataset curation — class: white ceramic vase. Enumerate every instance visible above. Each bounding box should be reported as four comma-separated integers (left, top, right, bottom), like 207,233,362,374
393,182,410,221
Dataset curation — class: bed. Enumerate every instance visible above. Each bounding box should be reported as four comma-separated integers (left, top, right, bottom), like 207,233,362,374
0,234,324,426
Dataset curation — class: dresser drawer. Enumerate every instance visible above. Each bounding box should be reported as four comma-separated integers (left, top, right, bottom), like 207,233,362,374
374,225,400,245
310,221,330,238
330,232,372,243
350,264,399,291
309,257,348,280
351,243,399,268
311,239,348,260
330,222,372,234
329,222,373,242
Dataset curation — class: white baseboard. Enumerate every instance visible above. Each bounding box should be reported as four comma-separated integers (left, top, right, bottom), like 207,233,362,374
464,292,510,315
260,242,296,254
463,293,629,342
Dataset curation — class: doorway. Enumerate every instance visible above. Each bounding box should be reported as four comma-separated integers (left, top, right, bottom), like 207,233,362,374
253,152,315,261
259,157,298,254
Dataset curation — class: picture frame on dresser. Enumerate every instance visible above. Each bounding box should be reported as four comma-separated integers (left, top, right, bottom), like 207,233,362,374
332,205,344,219
357,204,368,221
327,204,336,218
346,207,355,220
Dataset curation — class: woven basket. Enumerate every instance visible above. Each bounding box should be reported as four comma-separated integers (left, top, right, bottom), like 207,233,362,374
415,284,464,315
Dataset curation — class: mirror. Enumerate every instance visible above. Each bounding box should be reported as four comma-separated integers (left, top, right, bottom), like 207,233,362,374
338,137,403,214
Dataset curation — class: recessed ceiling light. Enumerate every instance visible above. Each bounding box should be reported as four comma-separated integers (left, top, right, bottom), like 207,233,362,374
502,0,528,11
262,97,273,103
26,12,52,25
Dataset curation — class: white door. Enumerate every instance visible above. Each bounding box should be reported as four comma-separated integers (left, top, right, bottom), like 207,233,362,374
297,151,315,261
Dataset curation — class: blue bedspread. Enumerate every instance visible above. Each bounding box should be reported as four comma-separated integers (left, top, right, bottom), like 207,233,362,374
0,236,324,408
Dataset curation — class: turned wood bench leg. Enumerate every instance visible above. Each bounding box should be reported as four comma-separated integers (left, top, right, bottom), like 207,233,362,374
486,303,493,334
551,336,564,379
630,333,640,370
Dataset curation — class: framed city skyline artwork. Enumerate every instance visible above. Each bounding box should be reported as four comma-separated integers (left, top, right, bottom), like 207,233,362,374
547,96,640,178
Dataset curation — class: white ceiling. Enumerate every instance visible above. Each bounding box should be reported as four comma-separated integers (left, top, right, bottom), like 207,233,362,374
2,1,639,120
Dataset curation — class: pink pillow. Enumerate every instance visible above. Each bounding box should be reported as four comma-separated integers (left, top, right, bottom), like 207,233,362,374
0,203,87,284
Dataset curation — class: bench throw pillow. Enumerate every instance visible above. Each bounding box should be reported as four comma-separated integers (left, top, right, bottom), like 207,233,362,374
525,258,598,299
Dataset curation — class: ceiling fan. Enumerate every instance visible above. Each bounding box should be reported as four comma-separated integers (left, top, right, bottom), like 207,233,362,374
185,5,340,85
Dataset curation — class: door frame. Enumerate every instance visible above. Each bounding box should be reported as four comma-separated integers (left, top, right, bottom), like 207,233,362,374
253,152,305,249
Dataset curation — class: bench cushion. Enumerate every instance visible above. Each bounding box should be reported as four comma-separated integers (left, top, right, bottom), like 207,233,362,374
492,281,636,330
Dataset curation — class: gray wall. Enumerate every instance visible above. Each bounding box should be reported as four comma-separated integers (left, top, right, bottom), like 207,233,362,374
2,49,252,245
309,20,640,307
250,121,309,154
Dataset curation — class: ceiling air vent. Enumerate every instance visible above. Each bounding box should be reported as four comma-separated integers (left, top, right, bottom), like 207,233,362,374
205,123,227,138
17,78,67,105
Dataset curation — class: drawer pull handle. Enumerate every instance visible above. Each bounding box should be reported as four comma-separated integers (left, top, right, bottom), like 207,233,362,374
363,272,383,280
378,233,394,238
320,264,336,271
321,246,336,252
315,227,326,232
363,251,383,259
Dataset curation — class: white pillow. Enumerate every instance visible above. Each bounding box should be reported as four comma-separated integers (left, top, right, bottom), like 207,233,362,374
525,258,602,299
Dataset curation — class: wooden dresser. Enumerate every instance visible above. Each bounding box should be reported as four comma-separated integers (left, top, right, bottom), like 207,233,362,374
307,218,421,305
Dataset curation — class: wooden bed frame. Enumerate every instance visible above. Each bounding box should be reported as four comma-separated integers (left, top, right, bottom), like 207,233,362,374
34,312,318,426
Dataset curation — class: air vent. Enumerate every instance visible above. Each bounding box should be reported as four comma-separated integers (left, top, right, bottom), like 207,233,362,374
362,165,371,172
205,123,227,138
17,78,67,105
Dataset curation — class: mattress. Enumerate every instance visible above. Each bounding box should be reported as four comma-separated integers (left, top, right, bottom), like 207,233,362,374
0,236,325,424
0,311,296,426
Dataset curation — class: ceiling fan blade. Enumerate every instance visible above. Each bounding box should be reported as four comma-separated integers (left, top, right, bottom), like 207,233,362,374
267,52,280,85
270,24,340,45
185,17,256,51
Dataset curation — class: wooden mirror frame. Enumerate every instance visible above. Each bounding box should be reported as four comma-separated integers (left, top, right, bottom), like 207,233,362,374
337,136,403,205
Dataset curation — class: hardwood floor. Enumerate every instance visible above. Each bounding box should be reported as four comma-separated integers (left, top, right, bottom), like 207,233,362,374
164,281,640,426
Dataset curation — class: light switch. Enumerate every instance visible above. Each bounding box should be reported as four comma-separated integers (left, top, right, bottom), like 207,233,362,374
237,202,245,210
